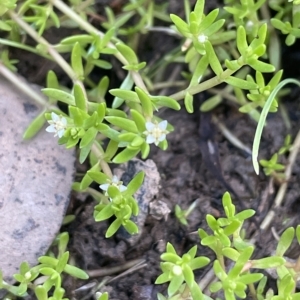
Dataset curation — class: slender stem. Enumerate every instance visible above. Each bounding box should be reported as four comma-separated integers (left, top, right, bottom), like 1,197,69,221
248,282,258,300
0,62,53,108
170,68,238,101
50,0,99,35
91,143,113,178
0,38,52,59
8,10,77,82
51,0,148,91
216,242,225,270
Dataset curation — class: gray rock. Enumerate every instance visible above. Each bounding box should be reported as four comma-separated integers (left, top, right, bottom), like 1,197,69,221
0,77,74,286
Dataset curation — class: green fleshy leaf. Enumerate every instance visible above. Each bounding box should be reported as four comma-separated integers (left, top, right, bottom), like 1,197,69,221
64,264,89,279
251,256,285,269
225,76,258,90
80,173,93,190
135,87,153,118
151,95,181,110
23,110,46,139
236,26,248,56
101,27,115,47
247,58,276,73
123,220,138,235
131,109,146,132
194,0,204,17
113,147,140,163
111,73,135,108
79,141,93,164
46,70,59,90
198,228,208,239
74,83,87,111
56,251,69,274
252,44,266,57
200,94,222,111
222,247,240,261
276,227,295,256
141,142,150,159
239,273,263,285
225,59,241,71
0,20,11,31
106,218,122,238
234,209,255,221
35,285,47,300
206,214,218,231
123,61,146,71
203,19,225,37
188,256,210,270
166,242,177,254
131,135,143,146
183,265,194,286
106,108,128,118
213,260,227,281
80,127,97,148
118,132,136,142
210,282,222,293
125,171,144,196
105,116,138,133
168,274,184,296
160,253,181,263
170,14,190,36
61,34,94,45
97,123,121,141
184,92,193,113
206,41,223,76
110,89,139,103
199,8,219,32
71,42,84,79
87,171,110,184
69,106,89,127
116,42,138,64
201,235,217,246
155,272,170,284
83,111,97,129
104,139,119,160
93,60,112,69
190,54,209,85
95,204,114,222
65,135,80,148
42,88,75,106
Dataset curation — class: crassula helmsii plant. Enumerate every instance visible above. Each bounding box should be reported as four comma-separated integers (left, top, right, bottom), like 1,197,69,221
2,0,300,298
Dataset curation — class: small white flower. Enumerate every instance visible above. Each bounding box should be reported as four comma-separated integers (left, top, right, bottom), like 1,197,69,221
100,175,127,196
143,120,169,146
46,112,67,138
198,34,208,43
246,20,254,31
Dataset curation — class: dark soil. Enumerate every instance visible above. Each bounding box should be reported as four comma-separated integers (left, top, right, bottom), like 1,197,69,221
10,0,300,299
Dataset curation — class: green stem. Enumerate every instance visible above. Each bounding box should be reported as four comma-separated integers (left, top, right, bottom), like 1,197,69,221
8,10,77,82
50,0,148,91
170,68,238,101
0,62,54,108
50,0,99,35
91,143,113,178
216,242,225,270
248,282,258,300
0,38,52,59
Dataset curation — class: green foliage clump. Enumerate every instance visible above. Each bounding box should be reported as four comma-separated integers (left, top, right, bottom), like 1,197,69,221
157,193,300,300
